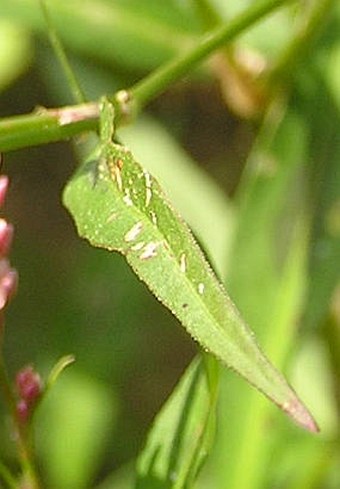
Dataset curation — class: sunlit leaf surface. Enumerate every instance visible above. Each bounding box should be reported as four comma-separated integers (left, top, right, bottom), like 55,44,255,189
63,99,317,432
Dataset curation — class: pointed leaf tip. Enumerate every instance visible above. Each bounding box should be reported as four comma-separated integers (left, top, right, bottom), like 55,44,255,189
282,397,319,433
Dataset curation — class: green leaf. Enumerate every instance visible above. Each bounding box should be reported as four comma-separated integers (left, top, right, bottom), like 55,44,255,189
119,115,234,277
33,355,75,419
63,98,317,431
298,71,340,331
45,354,76,392
135,356,217,489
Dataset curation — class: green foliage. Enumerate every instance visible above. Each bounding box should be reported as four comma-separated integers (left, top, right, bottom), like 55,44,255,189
118,115,234,276
0,1,339,489
135,356,217,489
208,107,314,489
64,99,315,431
0,0,198,71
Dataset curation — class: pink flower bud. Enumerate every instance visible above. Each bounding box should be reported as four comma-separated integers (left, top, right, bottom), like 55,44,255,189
1,268,18,301
0,176,9,208
0,260,18,310
16,366,43,404
16,399,30,423
0,219,13,257
0,175,17,313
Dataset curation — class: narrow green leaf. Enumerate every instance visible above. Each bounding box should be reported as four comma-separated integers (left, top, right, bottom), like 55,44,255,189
63,98,317,431
46,354,76,392
299,73,340,331
135,356,216,489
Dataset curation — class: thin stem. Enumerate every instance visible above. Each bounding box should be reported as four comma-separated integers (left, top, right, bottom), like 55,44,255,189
0,0,293,152
39,0,86,104
129,0,293,110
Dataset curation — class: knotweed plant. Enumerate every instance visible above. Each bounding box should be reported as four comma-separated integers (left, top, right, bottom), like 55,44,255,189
0,0,339,488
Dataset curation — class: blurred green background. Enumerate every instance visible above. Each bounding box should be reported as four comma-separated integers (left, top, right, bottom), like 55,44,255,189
0,1,339,488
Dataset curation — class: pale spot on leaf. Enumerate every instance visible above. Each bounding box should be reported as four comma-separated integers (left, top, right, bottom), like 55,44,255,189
144,171,152,207
123,189,133,206
140,241,161,260
108,159,123,192
124,222,143,242
115,166,123,191
150,211,158,225
144,171,152,189
198,283,205,295
106,212,117,223
145,187,152,207
180,253,186,273
131,242,145,251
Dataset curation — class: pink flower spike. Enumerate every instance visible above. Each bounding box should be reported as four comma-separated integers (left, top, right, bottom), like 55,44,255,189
0,176,9,208
0,219,13,257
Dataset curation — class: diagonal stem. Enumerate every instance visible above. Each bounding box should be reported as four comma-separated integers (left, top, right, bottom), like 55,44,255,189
128,0,293,110
0,0,293,152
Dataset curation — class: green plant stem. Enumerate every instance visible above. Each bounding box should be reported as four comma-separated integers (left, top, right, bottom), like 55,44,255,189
0,0,292,152
0,103,99,152
39,0,86,104
129,0,292,110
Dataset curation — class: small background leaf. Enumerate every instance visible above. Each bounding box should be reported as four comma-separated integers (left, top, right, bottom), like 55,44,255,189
297,69,340,332
0,20,32,92
135,356,217,489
